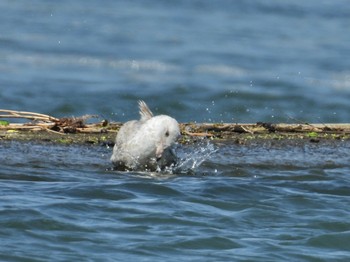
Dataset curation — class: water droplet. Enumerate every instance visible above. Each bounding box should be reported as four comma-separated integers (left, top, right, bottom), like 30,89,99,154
174,139,218,173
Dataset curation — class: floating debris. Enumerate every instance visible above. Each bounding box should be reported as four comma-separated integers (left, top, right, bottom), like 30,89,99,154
0,109,349,145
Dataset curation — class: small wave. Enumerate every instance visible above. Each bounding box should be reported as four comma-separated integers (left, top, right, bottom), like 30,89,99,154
331,71,350,91
5,53,180,72
195,64,245,76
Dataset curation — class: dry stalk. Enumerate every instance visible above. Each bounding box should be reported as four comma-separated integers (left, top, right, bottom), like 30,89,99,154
0,109,59,122
184,131,214,137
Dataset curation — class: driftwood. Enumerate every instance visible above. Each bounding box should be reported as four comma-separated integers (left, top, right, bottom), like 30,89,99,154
0,109,349,144
0,109,100,134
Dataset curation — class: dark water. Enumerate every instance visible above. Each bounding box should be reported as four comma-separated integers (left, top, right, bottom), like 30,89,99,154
1,0,350,261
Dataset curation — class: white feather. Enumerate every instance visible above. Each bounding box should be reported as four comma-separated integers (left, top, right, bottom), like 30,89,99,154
111,101,180,171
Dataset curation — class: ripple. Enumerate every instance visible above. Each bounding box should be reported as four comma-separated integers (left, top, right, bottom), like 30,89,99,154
175,236,242,250
307,231,350,250
121,182,183,197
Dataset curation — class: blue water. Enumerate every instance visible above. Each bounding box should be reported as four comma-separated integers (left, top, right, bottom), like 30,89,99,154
1,1,350,261
1,140,350,261
1,0,350,123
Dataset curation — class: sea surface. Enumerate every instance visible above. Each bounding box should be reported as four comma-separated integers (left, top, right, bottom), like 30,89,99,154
1,1,350,261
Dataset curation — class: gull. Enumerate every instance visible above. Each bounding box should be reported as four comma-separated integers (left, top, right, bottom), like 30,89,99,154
111,100,180,171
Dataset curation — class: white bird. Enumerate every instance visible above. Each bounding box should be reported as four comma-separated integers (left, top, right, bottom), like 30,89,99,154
111,100,180,171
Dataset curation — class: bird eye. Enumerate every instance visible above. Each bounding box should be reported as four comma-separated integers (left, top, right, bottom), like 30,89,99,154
165,131,169,137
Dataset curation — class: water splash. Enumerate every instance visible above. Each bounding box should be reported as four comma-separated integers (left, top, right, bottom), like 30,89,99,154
173,139,218,175
108,139,217,176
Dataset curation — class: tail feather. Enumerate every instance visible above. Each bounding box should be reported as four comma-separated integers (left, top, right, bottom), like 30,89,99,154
138,100,153,121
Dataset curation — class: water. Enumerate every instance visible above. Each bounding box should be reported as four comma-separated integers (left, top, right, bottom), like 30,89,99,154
1,141,350,261
1,0,350,261
1,0,350,123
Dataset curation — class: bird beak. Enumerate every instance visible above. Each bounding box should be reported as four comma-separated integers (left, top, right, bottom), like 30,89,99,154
156,143,164,160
